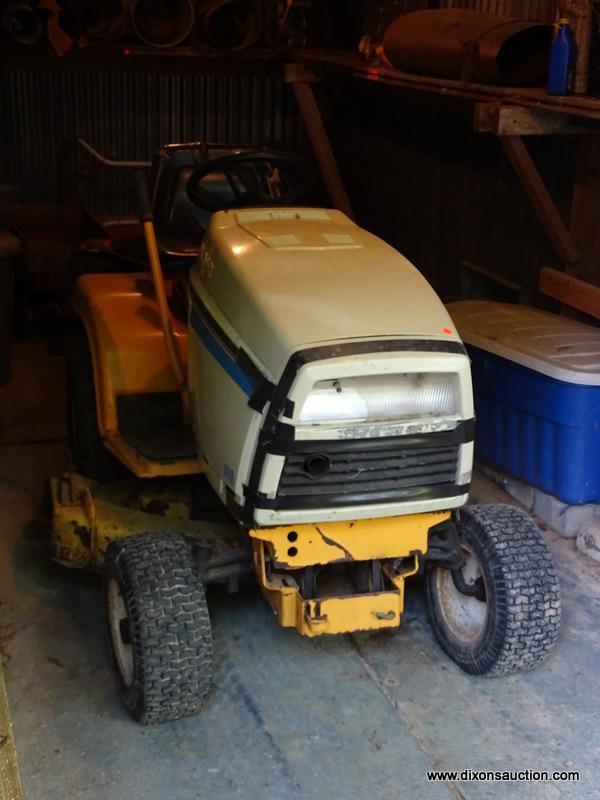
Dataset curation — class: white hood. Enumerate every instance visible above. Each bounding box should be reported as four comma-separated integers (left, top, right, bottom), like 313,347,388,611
190,208,460,377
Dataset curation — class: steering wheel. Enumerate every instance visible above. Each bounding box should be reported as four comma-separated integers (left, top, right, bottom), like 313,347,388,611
186,150,317,213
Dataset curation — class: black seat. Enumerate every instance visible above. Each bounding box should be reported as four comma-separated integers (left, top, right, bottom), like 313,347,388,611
150,142,256,260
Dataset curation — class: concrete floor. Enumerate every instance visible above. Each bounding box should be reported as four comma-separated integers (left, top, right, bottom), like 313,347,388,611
1,336,599,800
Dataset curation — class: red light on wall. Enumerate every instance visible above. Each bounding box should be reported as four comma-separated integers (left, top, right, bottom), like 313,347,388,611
443,327,453,335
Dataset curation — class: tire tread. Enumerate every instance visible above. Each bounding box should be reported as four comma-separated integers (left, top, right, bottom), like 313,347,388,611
105,531,213,724
427,503,561,676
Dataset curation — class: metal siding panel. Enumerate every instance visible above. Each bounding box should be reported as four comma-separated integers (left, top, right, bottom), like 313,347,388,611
326,81,577,297
439,0,556,18
0,69,304,213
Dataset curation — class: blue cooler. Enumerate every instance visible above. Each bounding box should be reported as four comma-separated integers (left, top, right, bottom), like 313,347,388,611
447,301,600,505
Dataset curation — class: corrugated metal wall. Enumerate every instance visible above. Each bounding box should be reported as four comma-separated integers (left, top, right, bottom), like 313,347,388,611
439,0,556,21
0,64,577,296
0,69,305,213
326,81,576,296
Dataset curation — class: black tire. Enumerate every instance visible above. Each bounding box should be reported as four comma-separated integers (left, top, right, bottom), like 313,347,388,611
66,321,127,482
104,531,213,724
425,504,561,676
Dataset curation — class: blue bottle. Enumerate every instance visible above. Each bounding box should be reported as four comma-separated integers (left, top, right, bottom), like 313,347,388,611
547,18,576,95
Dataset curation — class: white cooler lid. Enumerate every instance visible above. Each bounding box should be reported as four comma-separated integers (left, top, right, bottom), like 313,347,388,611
447,300,600,386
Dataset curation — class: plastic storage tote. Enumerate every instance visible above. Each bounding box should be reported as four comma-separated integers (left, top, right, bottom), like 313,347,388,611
447,300,600,505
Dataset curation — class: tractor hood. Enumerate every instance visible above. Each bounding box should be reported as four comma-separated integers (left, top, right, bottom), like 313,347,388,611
190,208,460,377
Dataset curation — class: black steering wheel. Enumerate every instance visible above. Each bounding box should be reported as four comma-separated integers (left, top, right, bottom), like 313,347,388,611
186,150,317,213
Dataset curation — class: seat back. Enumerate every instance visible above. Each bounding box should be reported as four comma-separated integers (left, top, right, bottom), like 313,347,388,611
151,142,256,244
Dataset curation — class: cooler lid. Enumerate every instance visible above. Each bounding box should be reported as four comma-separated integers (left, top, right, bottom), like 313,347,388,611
447,300,600,386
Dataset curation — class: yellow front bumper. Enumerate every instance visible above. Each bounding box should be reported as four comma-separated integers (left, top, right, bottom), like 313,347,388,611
250,511,449,637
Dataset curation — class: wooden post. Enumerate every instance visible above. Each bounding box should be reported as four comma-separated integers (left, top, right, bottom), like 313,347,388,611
285,64,354,219
500,135,579,264
569,135,600,282
565,0,593,95
0,662,23,800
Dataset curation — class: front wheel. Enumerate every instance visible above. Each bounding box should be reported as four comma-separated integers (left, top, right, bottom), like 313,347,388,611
426,504,561,676
104,531,213,724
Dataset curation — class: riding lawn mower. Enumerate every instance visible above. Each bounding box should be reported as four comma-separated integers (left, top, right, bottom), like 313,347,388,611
48,141,561,724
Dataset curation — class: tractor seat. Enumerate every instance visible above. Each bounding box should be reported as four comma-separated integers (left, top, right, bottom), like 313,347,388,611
151,142,256,261
154,228,201,260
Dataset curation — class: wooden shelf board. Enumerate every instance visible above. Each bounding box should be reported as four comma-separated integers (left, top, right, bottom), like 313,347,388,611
302,51,600,122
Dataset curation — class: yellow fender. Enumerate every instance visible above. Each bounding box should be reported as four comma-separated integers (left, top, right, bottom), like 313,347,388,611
71,273,201,477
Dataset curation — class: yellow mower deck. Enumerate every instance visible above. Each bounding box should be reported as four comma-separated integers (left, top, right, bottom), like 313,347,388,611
49,474,246,572
50,473,449,636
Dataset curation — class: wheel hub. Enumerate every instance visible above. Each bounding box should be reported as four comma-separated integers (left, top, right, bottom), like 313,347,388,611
433,545,489,644
107,577,134,687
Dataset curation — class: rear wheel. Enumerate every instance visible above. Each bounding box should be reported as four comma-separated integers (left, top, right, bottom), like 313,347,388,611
66,321,127,482
426,504,561,676
104,531,213,724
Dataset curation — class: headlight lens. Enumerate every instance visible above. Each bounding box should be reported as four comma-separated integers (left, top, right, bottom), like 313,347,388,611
298,373,458,423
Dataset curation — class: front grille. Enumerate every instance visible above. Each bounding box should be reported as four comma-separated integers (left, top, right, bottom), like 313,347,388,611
277,438,459,501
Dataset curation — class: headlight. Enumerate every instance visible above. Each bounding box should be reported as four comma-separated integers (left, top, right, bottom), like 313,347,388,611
298,373,458,423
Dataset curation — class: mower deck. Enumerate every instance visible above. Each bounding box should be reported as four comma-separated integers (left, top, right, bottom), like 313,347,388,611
49,474,252,588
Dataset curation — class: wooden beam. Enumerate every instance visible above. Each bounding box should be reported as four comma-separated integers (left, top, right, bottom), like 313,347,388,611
459,259,530,303
500,135,580,264
0,662,23,800
474,103,600,136
569,135,600,283
286,64,354,219
283,62,317,84
539,266,600,318
460,259,527,293
565,0,593,94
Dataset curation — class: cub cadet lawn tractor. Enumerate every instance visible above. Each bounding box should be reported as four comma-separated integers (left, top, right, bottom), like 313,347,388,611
49,148,561,725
